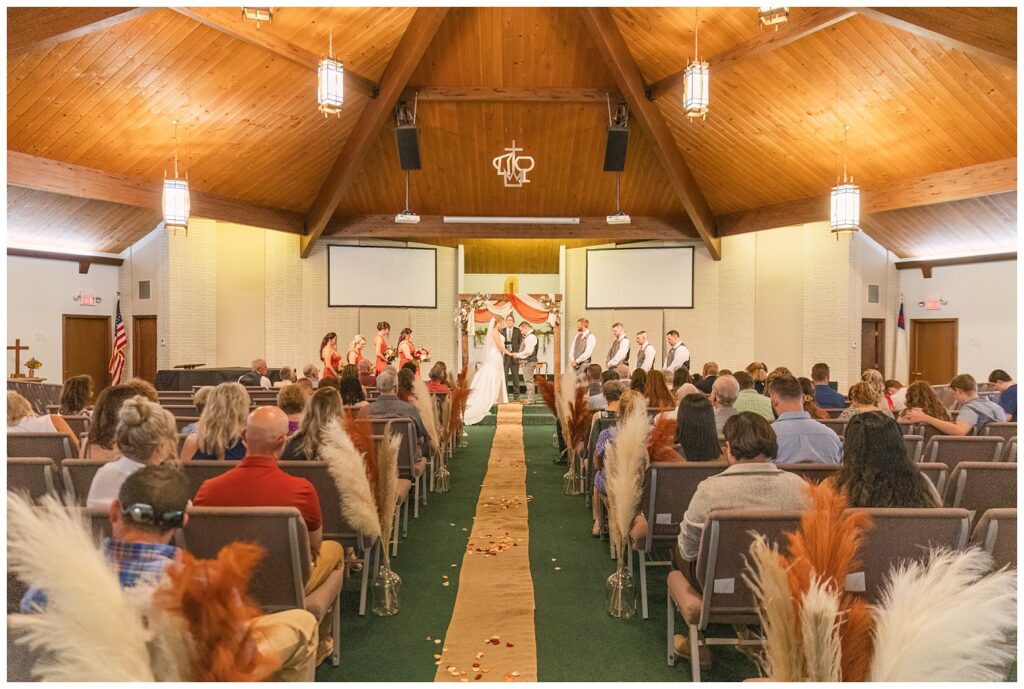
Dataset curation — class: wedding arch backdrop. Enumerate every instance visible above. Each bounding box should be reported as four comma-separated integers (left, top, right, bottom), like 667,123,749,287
456,293,562,378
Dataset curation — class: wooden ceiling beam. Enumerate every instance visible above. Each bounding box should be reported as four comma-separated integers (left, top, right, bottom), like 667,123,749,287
301,8,449,258
324,215,697,240
857,7,1016,68
717,158,1017,236
8,151,306,235
580,7,721,260
401,85,622,104
8,7,152,54
895,251,1017,279
647,7,856,100
171,7,377,97
7,247,124,273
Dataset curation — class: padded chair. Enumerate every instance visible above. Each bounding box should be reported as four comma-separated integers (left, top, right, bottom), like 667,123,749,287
61,459,109,506
971,508,1016,571
778,463,840,483
666,509,803,680
162,404,199,418
182,506,344,667
365,386,381,401
823,408,845,419
943,462,1017,526
896,422,921,437
1004,437,1017,462
982,422,1017,444
7,457,59,500
902,435,925,463
7,433,76,466
183,461,237,498
585,412,615,511
7,622,40,681
631,461,727,619
816,418,847,436
62,415,90,438
370,417,426,519
846,507,970,604
917,462,949,497
923,435,1004,470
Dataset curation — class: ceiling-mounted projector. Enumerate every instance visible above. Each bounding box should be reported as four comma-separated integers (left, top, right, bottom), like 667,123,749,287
606,213,631,225
394,212,420,224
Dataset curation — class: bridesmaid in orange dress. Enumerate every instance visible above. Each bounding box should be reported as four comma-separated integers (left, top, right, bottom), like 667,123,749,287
321,332,341,378
346,335,366,366
373,322,391,375
397,328,422,378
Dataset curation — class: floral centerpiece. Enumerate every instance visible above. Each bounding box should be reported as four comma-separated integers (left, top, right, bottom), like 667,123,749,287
537,293,561,325
24,358,42,378
453,293,491,328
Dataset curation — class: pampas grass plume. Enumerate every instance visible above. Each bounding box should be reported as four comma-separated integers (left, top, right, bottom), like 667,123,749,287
375,424,401,566
743,534,804,681
603,395,648,558
411,377,441,455
799,577,842,682
320,419,382,541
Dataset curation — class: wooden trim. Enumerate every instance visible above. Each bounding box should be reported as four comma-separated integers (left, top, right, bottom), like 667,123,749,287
857,7,1016,68
717,158,1017,236
895,251,1017,278
324,215,697,240
402,86,621,104
171,7,378,97
62,314,112,387
8,247,124,273
647,8,857,100
132,315,157,380
8,7,152,54
301,8,449,258
908,318,958,384
580,8,721,260
8,151,306,235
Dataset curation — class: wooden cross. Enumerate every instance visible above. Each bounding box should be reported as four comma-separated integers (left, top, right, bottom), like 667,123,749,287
7,338,29,375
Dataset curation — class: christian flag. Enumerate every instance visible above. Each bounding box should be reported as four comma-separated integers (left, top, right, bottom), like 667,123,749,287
894,298,909,383
108,298,127,385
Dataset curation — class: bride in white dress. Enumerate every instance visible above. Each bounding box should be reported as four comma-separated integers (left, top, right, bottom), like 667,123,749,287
463,317,509,425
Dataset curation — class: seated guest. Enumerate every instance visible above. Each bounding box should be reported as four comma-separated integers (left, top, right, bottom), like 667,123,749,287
317,376,341,391
273,365,298,388
295,377,315,400
401,362,419,378
832,412,941,508
799,377,832,420
426,363,451,394
589,372,620,411
181,385,213,435
357,360,377,388
58,374,93,416
769,374,841,464
396,367,416,402
616,363,631,382
340,364,359,381
862,368,893,412
811,362,847,409
303,363,320,386
192,406,344,665
839,381,893,421
988,369,1017,421
126,378,160,402
657,382,701,424
339,376,368,409
283,387,344,461
674,394,722,462
645,369,676,411
86,395,177,508
671,366,691,391
898,380,951,426
586,364,604,397
695,362,719,394
591,390,646,535
734,370,774,421
277,383,306,434
365,367,428,443
181,382,249,461
886,379,907,412
746,361,768,395
710,375,740,433
672,412,809,663
903,373,1006,435
79,385,140,459
238,358,272,389
629,368,648,394
8,391,81,454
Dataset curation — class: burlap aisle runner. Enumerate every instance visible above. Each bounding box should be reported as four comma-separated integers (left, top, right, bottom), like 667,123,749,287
434,404,538,682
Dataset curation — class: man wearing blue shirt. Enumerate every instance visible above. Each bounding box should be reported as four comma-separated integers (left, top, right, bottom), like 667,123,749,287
988,369,1017,421
770,374,842,464
811,362,847,410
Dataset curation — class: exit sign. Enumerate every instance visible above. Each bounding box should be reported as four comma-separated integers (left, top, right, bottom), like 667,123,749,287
924,298,943,310
79,292,97,306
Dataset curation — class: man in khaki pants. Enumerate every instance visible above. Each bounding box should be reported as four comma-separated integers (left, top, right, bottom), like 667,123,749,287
508,321,539,404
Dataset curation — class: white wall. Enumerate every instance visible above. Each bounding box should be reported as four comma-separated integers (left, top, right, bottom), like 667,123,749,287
900,259,1017,380
7,256,120,382
118,226,166,377
462,273,560,294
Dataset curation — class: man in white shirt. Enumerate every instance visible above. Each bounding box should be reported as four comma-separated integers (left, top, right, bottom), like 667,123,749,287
239,358,272,389
568,318,597,376
509,321,540,404
663,330,690,373
606,322,630,369
634,330,656,372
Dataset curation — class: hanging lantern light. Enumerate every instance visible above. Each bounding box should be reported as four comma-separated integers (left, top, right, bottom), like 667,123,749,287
830,125,860,234
162,119,190,234
683,9,709,120
241,7,272,27
758,6,790,30
318,28,344,117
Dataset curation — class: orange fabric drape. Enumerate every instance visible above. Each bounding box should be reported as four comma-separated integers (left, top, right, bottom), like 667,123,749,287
471,295,550,324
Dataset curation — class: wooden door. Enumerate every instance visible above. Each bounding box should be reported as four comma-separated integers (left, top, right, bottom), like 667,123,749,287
133,316,158,384
62,315,111,391
861,319,885,373
909,319,958,384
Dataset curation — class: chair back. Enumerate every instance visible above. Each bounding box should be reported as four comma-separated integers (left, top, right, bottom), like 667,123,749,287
365,386,381,400
970,508,1016,570
85,505,113,541
278,461,370,550
694,509,803,628
60,459,109,506
62,415,90,437
849,507,970,603
183,460,236,498
923,435,1004,470
943,462,1017,522
587,415,617,459
823,408,844,419
175,417,200,433
896,422,920,436
7,457,59,500
902,435,924,463
1004,437,1017,462
182,506,311,612
7,433,75,465
778,463,840,483
162,404,199,418
816,418,846,436
917,462,949,496
639,462,728,551
981,422,1017,444
370,417,417,479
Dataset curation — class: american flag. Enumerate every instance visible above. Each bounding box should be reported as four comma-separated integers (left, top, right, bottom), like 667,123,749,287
108,298,127,385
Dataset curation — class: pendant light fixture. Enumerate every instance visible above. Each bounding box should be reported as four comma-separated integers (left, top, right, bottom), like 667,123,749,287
241,7,272,27
683,8,709,120
829,28,859,235
758,6,790,30
162,119,190,234
317,28,344,117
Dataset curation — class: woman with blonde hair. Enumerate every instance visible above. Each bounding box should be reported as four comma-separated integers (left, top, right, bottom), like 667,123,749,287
862,368,893,412
644,369,675,411
85,395,178,508
798,377,831,420
181,382,250,461
839,381,893,421
346,335,367,367
746,361,768,394
282,387,344,461
277,383,307,434
181,385,213,436
8,390,80,454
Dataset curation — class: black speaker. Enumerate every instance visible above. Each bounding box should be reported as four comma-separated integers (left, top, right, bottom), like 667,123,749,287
603,126,629,172
396,124,421,171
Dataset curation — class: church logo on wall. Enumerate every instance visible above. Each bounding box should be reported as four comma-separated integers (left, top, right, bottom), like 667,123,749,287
492,139,535,188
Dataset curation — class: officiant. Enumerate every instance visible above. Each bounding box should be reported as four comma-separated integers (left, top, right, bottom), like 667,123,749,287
501,314,523,400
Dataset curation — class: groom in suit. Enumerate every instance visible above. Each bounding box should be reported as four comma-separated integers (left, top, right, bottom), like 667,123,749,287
508,321,539,404
501,315,523,400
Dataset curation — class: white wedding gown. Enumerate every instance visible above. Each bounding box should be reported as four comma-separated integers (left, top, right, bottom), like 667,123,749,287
463,320,509,425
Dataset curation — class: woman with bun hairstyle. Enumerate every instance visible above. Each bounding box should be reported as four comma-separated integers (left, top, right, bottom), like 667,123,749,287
374,321,392,376
321,332,341,379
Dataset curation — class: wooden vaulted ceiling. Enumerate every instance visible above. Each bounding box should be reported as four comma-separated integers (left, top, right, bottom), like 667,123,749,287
6,6,1018,260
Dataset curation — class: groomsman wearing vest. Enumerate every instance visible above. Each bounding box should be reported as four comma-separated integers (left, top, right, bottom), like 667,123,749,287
664,330,691,372
606,322,630,369
635,331,656,372
568,318,597,377
509,321,539,404
501,315,523,400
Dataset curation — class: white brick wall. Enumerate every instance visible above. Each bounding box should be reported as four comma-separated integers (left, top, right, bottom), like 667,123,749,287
165,219,218,368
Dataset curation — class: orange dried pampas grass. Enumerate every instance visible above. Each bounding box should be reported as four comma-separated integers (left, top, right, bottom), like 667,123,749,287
446,374,470,443
647,416,683,463
344,410,378,501
535,375,558,417
566,385,592,452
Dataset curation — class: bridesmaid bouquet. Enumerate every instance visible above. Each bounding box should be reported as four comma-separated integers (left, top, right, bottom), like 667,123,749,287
384,347,399,363
413,347,431,364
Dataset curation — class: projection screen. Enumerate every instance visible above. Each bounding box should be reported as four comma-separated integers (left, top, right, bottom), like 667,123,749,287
328,245,437,308
586,246,695,309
